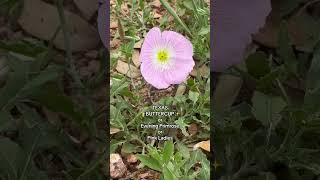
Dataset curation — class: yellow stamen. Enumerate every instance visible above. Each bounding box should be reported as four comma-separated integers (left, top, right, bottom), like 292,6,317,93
157,50,169,63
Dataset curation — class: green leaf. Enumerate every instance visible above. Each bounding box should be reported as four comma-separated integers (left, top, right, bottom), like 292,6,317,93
0,111,13,132
0,59,62,110
162,140,174,164
0,138,24,180
148,146,162,162
31,84,87,124
16,103,41,128
257,66,285,91
176,141,190,159
252,91,287,127
19,122,86,167
279,0,300,17
245,51,270,78
21,66,62,94
160,0,192,37
0,137,49,180
18,132,41,180
0,40,46,57
163,166,175,180
305,43,320,109
137,154,162,172
175,117,189,136
78,151,107,180
0,59,28,110
110,140,125,153
121,142,139,154
188,91,199,103
277,22,298,74
184,149,208,173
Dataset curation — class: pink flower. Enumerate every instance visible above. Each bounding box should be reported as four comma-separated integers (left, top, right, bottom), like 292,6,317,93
140,27,195,89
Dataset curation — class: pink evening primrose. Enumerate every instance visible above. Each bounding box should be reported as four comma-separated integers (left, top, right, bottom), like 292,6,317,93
140,27,195,89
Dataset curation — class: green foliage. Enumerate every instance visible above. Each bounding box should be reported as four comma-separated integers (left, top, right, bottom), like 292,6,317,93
137,141,210,180
215,3,320,179
110,0,210,178
0,17,107,180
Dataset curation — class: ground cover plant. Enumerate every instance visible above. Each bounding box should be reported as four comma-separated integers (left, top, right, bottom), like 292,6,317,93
0,0,108,179
110,0,210,179
213,0,320,179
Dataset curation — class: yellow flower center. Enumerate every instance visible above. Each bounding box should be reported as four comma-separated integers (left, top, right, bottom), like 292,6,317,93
157,50,169,64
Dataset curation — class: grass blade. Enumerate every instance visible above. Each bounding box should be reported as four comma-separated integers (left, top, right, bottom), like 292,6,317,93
160,0,192,37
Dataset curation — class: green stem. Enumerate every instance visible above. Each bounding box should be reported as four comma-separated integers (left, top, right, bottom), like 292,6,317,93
56,0,95,134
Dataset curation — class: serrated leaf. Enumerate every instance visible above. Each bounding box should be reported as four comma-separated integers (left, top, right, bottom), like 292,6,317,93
137,154,162,172
162,140,174,164
175,117,189,136
188,91,199,103
110,140,125,153
176,141,190,159
252,91,287,127
121,142,139,154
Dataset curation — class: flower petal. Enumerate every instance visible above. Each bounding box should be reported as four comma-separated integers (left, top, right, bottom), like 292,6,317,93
163,57,194,84
140,59,171,89
140,27,162,63
161,31,193,57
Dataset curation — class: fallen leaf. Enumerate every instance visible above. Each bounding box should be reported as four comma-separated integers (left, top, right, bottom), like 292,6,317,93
116,60,140,78
152,0,161,8
110,127,121,134
134,40,142,49
188,123,198,136
121,3,129,15
154,12,162,19
175,84,186,96
19,0,99,52
111,39,121,48
110,21,118,29
198,65,210,77
193,140,210,152
132,50,141,67
110,153,127,179
190,69,197,77
127,154,138,163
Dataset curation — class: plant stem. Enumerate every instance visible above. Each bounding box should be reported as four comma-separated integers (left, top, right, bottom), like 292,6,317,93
56,0,95,134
